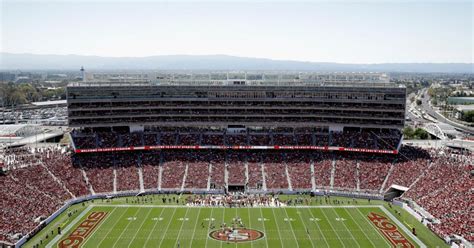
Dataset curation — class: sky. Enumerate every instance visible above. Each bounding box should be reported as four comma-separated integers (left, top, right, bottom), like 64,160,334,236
1,0,473,63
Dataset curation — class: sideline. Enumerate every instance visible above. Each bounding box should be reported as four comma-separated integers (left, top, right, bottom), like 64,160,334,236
90,204,382,208
378,206,427,248
45,205,93,248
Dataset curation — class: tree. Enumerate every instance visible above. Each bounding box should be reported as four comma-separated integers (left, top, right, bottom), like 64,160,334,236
461,110,474,123
413,128,429,140
403,127,415,139
416,99,422,106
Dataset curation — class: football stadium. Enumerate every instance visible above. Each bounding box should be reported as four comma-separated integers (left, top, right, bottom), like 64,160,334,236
0,73,471,248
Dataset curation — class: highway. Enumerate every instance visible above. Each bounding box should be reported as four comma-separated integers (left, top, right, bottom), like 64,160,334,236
419,88,474,135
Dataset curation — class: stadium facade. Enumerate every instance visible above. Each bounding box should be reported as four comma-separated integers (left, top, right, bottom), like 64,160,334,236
67,73,406,154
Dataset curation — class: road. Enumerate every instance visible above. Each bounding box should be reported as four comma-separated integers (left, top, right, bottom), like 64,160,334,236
420,89,474,135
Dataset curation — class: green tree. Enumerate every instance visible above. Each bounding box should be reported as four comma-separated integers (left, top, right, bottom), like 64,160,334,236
461,110,474,123
414,128,429,140
403,127,415,139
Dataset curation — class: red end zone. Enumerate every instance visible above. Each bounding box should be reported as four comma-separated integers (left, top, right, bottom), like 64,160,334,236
58,211,108,248
367,212,415,248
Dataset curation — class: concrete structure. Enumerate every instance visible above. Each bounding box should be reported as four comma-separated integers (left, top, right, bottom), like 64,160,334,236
67,73,405,130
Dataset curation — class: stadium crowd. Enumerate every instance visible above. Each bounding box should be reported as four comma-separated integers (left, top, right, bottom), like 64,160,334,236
71,128,402,151
0,145,472,244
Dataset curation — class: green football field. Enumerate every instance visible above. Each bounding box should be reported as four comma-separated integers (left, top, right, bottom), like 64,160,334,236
34,199,432,248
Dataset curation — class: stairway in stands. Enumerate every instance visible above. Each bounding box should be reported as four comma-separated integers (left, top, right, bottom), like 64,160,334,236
207,162,212,191
113,168,117,194
356,162,360,191
81,168,95,195
180,163,188,191
380,163,395,193
285,162,292,191
330,158,336,189
310,157,316,192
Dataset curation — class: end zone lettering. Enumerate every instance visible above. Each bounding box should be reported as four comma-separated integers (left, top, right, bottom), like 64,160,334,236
367,212,415,248
58,211,107,248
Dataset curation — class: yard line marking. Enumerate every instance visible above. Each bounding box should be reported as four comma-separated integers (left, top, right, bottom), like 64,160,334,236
157,207,178,248
45,205,93,248
283,208,302,248
258,207,270,248
204,207,215,248
126,207,153,248
319,208,346,248
271,207,286,248
143,207,165,247
247,208,254,248
220,207,225,248
96,207,130,247
235,207,238,248
110,208,140,248
343,208,376,248
292,208,315,248
306,208,329,247
354,208,391,248
174,207,190,248
330,208,360,248
189,208,201,246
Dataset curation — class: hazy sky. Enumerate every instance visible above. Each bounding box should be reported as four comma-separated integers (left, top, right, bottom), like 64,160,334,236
1,0,472,63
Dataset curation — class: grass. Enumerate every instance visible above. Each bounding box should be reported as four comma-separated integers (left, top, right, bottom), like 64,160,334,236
23,195,449,248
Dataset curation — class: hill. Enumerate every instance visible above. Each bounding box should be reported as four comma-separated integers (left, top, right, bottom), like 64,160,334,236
0,52,472,73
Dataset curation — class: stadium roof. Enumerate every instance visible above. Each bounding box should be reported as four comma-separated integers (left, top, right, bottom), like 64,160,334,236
69,80,402,88
69,72,401,88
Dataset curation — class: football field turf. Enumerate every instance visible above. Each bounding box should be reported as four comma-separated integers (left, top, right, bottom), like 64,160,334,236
47,203,426,248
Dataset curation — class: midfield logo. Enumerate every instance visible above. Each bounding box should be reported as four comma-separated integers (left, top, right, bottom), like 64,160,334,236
209,228,264,242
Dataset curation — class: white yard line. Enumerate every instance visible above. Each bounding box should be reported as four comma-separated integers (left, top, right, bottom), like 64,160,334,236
305,208,330,247
258,207,270,248
110,208,139,247
319,208,346,248
204,207,215,248
270,207,285,248
379,206,427,248
354,208,392,248
343,208,376,248
293,208,315,248
96,207,130,247
330,208,360,248
189,208,202,246
220,207,225,248
45,205,93,248
126,207,153,248
282,208,301,248
247,208,254,248
143,207,166,247
157,207,178,247
173,207,190,248
235,207,238,248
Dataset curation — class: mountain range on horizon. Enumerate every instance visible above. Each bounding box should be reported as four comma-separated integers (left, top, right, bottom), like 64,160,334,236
0,52,472,73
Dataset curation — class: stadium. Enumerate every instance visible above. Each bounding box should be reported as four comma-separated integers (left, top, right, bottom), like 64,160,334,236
0,72,472,248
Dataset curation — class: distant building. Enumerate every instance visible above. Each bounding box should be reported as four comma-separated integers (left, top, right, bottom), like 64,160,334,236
453,105,474,120
448,97,474,105
0,72,16,82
